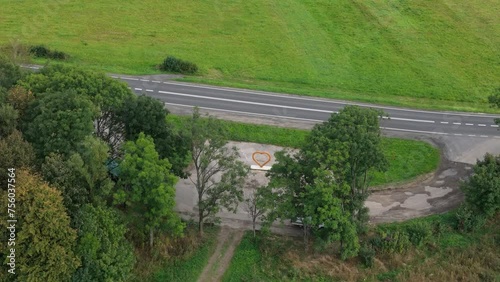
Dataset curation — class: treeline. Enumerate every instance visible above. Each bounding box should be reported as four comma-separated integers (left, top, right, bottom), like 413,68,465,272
0,57,194,281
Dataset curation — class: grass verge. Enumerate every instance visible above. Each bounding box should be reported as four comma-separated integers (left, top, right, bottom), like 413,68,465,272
168,115,440,187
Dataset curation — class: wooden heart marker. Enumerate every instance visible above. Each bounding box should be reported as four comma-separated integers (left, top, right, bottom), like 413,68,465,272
252,151,271,168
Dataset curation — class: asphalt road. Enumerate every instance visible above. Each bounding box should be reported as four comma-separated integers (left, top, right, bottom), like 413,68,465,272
115,75,500,139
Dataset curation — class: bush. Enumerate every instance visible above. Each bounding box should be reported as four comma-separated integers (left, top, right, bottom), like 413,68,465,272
405,221,432,247
159,56,198,74
29,45,69,60
359,244,375,268
378,229,411,254
454,205,486,233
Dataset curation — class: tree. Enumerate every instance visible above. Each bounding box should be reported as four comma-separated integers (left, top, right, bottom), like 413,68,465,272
0,130,35,188
41,136,114,222
72,204,135,282
304,106,387,224
243,179,274,237
6,85,34,119
41,153,90,220
23,90,98,160
488,87,500,125
267,151,353,253
0,169,80,281
0,56,24,89
119,95,190,177
114,133,183,248
188,108,249,235
461,153,500,217
18,64,134,157
0,103,18,138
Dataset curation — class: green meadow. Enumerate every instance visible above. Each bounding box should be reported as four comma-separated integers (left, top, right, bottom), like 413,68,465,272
0,1,498,112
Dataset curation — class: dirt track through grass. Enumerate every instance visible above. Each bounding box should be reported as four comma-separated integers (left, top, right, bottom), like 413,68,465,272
197,227,244,282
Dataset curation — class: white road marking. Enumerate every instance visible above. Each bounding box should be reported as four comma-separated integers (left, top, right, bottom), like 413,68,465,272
454,134,463,136
163,102,322,123
478,124,486,127
465,123,474,126
480,135,488,138
152,80,161,83
492,125,499,128
380,127,448,135
468,134,476,137
111,75,119,78
146,89,154,92
134,88,142,91
155,80,500,118
453,122,461,125
390,117,434,124
440,121,449,124
140,79,149,82
157,90,334,113
121,77,139,81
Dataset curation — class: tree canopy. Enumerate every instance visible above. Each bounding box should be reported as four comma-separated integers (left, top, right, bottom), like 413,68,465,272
23,90,98,160
72,204,135,282
114,133,184,248
0,169,80,281
119,94,190,177
188,108,248,235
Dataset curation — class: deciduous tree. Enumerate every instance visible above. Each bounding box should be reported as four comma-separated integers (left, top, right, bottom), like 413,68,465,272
114,133,183,248
461,153,500,217
0,130,35,188
0,103,18,137
23,90,98,160
19,64,134,157
0,169,80,281
188,108,248,235
72,204,135,282
119,94,190,177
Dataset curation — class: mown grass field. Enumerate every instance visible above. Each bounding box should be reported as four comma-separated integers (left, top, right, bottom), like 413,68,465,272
168,115,440,187
222,213,500,281
0,1,498,112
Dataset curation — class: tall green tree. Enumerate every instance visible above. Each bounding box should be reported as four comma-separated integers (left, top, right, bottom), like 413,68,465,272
0,169,80,281
304,106,388,224
0,103,18,138
41,136,114,221
0,56,24,90
23,90,98,160
461,153,500,217
119,94,190,177
6,85,34,120
72,204,135,282
18,64,134,157
188,108,249,235
0,130,35,188
114,133,183,248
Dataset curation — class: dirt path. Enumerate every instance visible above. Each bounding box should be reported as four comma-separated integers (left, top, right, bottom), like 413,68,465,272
197,227,244,282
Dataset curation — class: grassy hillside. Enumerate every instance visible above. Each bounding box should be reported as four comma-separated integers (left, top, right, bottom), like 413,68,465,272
1,0,498,111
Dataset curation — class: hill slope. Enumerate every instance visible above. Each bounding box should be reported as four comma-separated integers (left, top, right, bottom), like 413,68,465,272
0,0,498,111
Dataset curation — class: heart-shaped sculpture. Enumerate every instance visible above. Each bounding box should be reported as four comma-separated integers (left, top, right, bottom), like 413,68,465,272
252,151,271,168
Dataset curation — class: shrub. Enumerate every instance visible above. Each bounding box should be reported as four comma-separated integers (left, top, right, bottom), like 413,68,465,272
359,244,375,268
378,228,411,254
29,45,69,60
405,221,432,247
454,205,486,233
159,56,198,74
